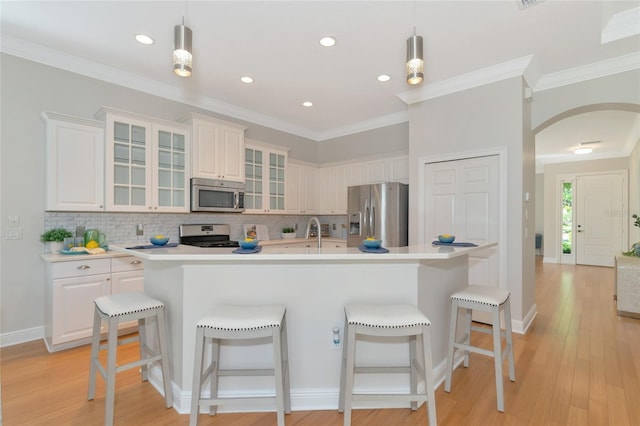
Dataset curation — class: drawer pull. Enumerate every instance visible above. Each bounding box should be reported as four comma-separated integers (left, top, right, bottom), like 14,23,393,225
130,260,142,265
77,265,91,270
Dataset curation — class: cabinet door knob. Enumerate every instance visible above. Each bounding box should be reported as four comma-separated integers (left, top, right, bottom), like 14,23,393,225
131,260,142,265
77,265,91,270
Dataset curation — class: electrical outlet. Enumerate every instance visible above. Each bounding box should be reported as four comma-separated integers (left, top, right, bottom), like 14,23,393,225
136,224,144,235
7,228,22,240
331,327,342,350
8,216,19,228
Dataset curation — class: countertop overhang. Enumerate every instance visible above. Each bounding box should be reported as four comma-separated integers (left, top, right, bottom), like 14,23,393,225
109,242,495,262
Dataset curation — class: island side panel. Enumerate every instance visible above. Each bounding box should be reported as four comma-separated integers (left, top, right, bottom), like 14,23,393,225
417,255,469,373
179,260,421,411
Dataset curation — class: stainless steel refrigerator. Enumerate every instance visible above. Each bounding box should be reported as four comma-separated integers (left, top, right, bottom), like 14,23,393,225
347,182,408,247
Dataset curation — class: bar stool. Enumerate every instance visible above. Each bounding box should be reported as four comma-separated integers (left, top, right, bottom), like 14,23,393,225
444,285,515,412
338,303,437,426
88,292,173,426
190,304,290,426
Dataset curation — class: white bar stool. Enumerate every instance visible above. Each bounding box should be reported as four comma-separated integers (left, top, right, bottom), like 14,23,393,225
444,285,516,412
190,304,291,426
87,292,173,426
338,303,437,426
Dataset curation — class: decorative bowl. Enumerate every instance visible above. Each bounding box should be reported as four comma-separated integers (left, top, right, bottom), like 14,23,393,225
150,236,170,246
362,238,382,249
438,234,455,243
239,239,259,249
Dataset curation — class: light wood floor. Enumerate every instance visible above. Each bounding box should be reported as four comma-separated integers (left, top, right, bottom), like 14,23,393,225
2,258,639,425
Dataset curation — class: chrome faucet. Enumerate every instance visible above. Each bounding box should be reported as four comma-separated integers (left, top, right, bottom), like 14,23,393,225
305,216,322,248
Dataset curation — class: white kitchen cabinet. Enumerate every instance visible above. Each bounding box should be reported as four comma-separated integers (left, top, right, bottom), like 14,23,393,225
244,140,288,214
97,107,190,213
44,255,145,352
315,165,348,215
286,162,318,214
180,113,246,182
42,112,105,211
366,159,388,183
388,156,409,184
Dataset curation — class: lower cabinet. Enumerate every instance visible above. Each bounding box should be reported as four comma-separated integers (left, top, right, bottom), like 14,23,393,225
44,255,144,352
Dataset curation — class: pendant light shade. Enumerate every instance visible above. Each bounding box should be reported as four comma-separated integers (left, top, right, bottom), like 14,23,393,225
173,19,192,77
406,34,423,85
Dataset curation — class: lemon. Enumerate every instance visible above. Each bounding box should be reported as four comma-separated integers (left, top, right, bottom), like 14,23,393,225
441,234,452,238
244,238,255,242
86,240,100,249
366,237,375,240
155,234,165,239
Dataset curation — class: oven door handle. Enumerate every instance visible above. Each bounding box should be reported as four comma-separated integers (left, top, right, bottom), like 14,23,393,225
234,192,239,209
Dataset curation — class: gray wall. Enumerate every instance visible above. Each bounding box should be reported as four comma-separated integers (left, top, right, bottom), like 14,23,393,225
317,123,408,164
407,76,535,323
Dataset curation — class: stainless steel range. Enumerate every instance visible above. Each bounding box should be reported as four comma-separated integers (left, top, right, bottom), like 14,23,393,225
179,224,240,248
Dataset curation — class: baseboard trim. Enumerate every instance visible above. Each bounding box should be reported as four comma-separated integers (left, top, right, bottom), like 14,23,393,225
0,326,43,348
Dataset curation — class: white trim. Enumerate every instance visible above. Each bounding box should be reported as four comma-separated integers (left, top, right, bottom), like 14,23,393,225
417,146,508,292
398,56,534,106
535,53,640,92
601,7,640,44
0,326,43,348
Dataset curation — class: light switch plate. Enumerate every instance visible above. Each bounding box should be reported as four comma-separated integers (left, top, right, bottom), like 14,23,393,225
8,216,19,227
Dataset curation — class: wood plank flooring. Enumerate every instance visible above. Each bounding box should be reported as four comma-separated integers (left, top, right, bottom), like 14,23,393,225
2,258,639,425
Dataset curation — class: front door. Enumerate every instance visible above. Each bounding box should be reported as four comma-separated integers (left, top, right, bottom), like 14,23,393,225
575,173,625,267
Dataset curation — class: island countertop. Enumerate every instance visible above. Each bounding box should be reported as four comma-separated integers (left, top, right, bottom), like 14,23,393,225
109,241,493,262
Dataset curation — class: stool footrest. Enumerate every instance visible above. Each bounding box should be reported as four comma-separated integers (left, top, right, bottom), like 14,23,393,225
200,396,277,406
116,355,161,374
352,393,428,403
217,368,275,377
354,366,411,374
454,342,495,358
98,335,140,351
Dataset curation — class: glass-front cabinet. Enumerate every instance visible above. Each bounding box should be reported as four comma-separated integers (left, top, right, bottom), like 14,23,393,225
98,108,189,212
244,140,287,214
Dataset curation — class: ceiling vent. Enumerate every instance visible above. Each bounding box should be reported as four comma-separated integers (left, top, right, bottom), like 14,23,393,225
517,0,544,10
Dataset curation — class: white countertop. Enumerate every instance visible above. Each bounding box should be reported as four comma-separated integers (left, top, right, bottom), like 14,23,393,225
109,241,495,262
40,250,130,263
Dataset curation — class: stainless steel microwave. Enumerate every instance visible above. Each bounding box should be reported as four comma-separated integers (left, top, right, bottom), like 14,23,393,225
190,178,245,213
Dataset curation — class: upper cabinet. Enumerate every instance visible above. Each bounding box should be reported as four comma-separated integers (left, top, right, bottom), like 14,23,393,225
43,112,105,211
97,107,190,213
285,162,317,214
244,139,288,214
180,113,246,183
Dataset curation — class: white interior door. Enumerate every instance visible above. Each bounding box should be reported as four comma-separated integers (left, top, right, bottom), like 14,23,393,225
575,173,625,267
424,155,500,322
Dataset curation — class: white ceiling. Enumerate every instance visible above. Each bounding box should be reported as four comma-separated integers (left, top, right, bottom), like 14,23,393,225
1,1,639,167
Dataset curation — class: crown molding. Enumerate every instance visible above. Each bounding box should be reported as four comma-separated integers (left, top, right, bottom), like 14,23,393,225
602,7,640,44
314,110,409,141
534,52,640,92
397,55,535,105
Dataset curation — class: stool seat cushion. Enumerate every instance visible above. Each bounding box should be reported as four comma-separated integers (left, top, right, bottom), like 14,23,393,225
197,305,286,331
345,304,431,328
451,285,510,306
94,292,165,317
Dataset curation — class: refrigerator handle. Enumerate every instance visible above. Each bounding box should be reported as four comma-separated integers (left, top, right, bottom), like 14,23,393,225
364,199,370,237
370,200,376,237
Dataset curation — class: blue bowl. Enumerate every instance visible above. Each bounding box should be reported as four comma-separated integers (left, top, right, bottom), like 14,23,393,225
239,239,259,249
362,239,382,249
438,234,455,243
150,236,170,246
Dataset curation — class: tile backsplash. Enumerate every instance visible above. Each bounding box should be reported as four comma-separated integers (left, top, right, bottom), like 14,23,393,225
44,212,347,245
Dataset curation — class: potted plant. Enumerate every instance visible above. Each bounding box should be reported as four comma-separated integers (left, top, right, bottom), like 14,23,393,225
623,214,640,256
281,227,296,240
40,227,73,253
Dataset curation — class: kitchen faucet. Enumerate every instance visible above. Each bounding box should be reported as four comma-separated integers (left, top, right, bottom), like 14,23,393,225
305,216,322,248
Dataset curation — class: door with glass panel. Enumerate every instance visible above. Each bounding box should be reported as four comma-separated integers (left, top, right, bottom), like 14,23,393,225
244,144,287,213
153,125,189,212
106,117,152,211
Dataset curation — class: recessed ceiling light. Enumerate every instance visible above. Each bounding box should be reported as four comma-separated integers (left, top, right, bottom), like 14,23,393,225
240,76,254,84
319,36,336,47
135,34,154,45
377,74,391,82
302,101,313,107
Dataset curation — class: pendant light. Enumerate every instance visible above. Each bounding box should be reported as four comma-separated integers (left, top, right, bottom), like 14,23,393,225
406,30,424,85
406,0,423,85
173,17,192,77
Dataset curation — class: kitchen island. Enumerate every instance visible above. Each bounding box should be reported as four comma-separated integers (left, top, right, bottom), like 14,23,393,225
110,242,495,414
